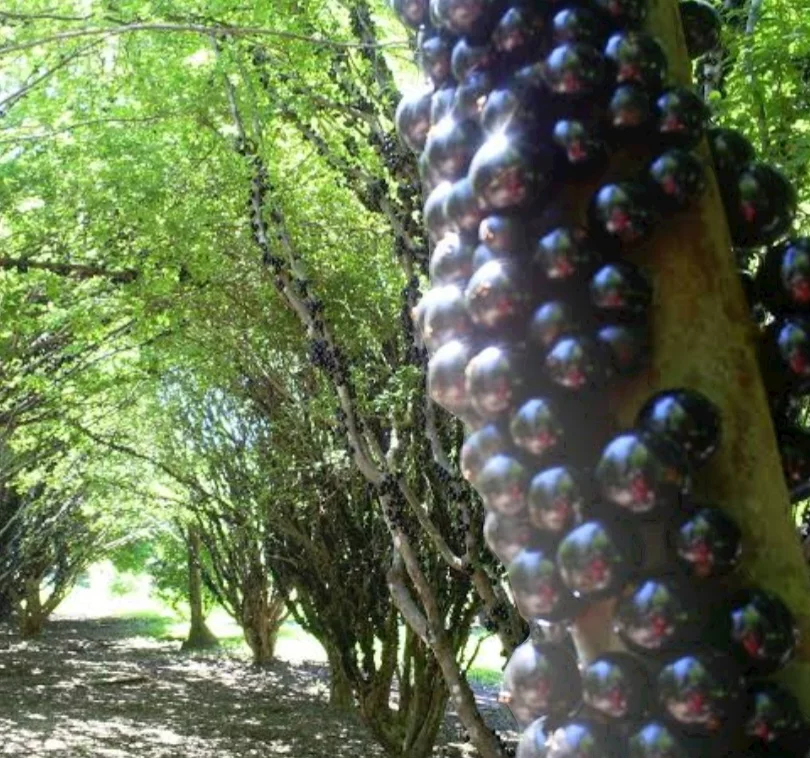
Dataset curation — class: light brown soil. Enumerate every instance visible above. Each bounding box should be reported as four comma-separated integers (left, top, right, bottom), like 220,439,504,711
0,617,518,757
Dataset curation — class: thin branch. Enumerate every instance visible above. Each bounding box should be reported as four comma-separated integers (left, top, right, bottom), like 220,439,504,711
0,255,137,283
0,40,104,113
0,21,408,58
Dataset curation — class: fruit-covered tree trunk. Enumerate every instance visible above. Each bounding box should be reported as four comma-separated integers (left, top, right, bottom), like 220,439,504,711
573,0,810,715
181,526,219,652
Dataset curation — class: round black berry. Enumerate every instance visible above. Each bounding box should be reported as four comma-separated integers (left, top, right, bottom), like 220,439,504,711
556,519,635,600
635,388,721,466
671,506,741,579
528,466,584,536
596,430,690,516
589,182,660,248
648,149,706,211
509,547,579,622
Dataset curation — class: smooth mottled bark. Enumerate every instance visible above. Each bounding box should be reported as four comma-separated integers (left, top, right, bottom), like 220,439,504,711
572,0,810,715
18,578,44,639
181,526,219,652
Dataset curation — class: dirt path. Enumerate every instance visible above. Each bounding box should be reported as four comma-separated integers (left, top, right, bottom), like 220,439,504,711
0,617,518,757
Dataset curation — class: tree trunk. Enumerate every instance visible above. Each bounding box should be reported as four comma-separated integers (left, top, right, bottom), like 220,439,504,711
323,642,355,709
240,570,285,665
182,526,219,651
18,577,44,639
571,0,810,715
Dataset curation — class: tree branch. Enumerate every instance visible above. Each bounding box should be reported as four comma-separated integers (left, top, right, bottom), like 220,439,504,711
0,255,137,283
0,21,408,58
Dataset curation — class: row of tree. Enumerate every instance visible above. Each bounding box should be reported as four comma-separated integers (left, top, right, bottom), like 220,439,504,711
0,1,808,756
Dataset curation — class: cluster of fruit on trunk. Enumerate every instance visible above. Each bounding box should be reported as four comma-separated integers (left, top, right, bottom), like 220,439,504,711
392,0,808,754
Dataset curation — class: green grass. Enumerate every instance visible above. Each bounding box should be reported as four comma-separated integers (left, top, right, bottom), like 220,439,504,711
57,561,506,685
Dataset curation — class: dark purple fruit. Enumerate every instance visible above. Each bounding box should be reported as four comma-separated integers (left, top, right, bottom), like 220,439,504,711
428,339,473,415
552,118,609,176
529,301,580,349
607,84,653,133
469,133,551,209
597,324,649,375
528,466,584,535
545,334,609,391
430,86,456,126
775,317,810,389
648,149,706,210
627,721,689,758
552,7,606,46
510,398,565,458
556,519,634,600
451,38,494,82
453,70,495,122
424,181,456,241
656,88,708,149
543,43,607,97
509,547,578,621
543,718,624,758
484,511,535,565
472,243,499,271
430,0,493,38
745,682,803,745
420,284,473,352
589,182,660,248
604,31,667,89
503,640,582,724
615,577,703,653
656,651,746,736
636,388,721,466
596,430,690,515
590,262,652,322
592,0,648,28
420,33,454,87
708,127,755,179
465,258,532,330
430,233,475,285
424,116,482,181
582,652,650,721
671,506,741,579
726,588,798,675
535,226,602,287
725,163,796,247
481,83,544,135
395,87,433,153
460,423,511,484
466,344,524,418
759,237,810,314
392,0,429,28
679,0,722,58
477,453,530,516
479,214,528,254
493,5,546,64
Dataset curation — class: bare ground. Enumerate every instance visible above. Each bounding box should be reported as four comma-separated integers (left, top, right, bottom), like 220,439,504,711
0,617,518,757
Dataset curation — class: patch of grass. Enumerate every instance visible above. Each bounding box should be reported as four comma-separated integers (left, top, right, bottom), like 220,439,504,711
466,666,503,689
117,610,178,640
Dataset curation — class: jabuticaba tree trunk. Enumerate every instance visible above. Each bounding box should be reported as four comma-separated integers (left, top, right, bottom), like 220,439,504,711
18,577,45,639
181,526,219,652
574,0,810,714
240,575,285,666
323,642,355,709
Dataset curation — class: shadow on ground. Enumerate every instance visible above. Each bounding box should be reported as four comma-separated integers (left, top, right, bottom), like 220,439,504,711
0,617,516,757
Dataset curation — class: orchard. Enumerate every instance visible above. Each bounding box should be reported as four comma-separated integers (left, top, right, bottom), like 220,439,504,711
0,1,809,757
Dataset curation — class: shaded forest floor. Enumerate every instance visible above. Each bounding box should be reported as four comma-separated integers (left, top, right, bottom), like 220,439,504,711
0,616,518,757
